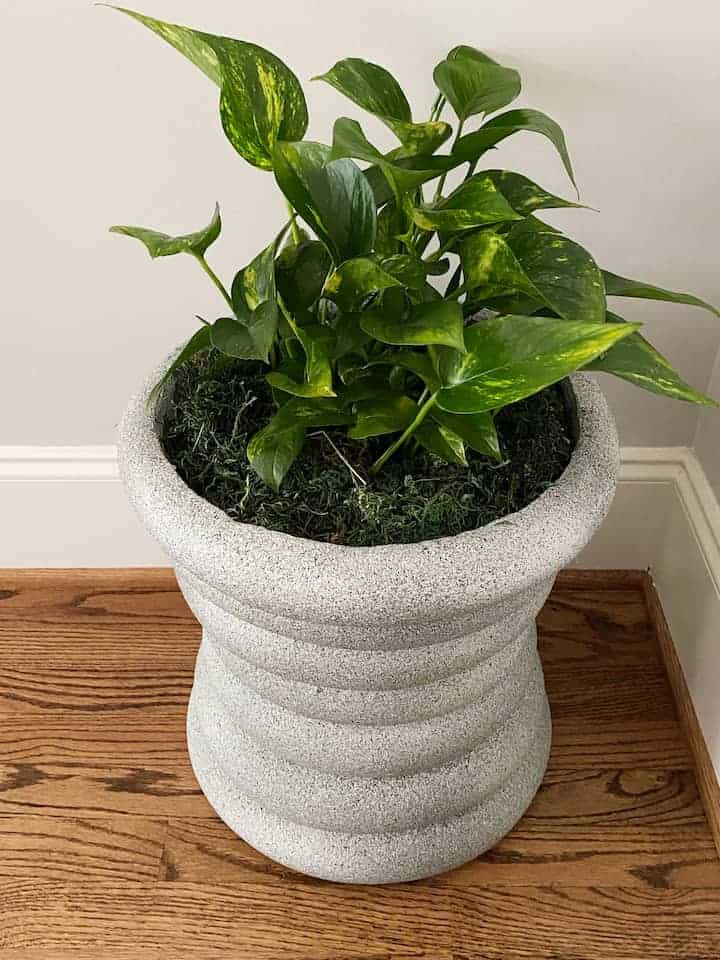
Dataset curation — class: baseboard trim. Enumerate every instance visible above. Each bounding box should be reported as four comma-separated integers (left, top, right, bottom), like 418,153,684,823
0,445,118,482
643,574,720,857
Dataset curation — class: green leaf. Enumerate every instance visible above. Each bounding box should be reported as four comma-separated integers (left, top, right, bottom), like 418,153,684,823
460,226,605,324
231,239,277,317
385,121,452,158
331,118,437,198
379,254,431,290
338,375,393,404
247,421,305,492
454,109,577,193
111,7,308,170
109,6,223,83
367,350,441,391
602,271,720,318
210,301,278,361
365,155,454,208
246,397,352,491
148,324,212,406
330,117,386,166
273,141,376,263
348,394,417,439
324,257,401,311
333,313,373,359
361,299,466,352
587,317,717,406
435,315,639,413
314,57,411,122
412,174,522,233
481,170,584,215
447,46,504,66
375,201,406,256
314,57,457,159
416,420,467,465
273,397,353,429
110,203,221,258
430,408,501,460
433,49,521,121
506,222,605,324
267,323,336,397
276,239,331,311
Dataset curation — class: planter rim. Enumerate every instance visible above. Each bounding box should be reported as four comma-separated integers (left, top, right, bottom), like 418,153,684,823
117,352,619,623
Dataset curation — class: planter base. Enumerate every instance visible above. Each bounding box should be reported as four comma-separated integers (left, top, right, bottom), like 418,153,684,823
187,696,550,884
182,559,553,883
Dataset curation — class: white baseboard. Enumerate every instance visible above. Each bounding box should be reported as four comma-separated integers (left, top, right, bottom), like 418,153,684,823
2,443,719,780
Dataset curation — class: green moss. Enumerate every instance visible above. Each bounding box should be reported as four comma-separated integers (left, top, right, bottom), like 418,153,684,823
160,351,573,546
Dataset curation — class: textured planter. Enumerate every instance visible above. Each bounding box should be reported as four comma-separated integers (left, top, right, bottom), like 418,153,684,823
118,359,619,884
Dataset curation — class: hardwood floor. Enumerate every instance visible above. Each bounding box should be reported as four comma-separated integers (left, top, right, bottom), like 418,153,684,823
0,568,718,958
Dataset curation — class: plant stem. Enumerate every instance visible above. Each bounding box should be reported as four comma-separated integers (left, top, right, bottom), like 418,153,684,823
434,118,464,201
286,199,302,245
370,391,439,474
430,93,446,122
425,236,458,262
194,253,234,313
445,263,463,296
445,282,468,300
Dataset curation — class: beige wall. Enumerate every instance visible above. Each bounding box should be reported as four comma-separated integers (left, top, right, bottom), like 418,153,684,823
695,352,720,498
2,0,719,444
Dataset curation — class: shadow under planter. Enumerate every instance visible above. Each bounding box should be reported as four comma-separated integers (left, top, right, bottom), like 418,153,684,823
118,363,619,884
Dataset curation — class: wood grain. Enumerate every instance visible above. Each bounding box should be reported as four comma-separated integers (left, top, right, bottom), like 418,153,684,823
0,567,718,959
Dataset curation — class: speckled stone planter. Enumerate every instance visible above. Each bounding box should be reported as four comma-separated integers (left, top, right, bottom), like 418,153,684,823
118,360,619,884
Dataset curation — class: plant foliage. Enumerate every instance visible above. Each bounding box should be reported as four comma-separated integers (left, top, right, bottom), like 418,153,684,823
109,7,718,492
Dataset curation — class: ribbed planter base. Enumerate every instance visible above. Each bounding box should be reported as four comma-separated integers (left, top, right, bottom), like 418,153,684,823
182,565,553,883
118,366,618,885
187,691,551,884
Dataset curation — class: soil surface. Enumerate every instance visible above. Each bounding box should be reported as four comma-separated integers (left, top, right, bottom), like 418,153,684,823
160,352,574,546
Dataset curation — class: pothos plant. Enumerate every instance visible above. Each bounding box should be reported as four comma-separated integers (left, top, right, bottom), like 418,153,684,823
109,7,718,491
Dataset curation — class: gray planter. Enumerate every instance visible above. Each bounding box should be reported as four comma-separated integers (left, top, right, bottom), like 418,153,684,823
118,360,618,884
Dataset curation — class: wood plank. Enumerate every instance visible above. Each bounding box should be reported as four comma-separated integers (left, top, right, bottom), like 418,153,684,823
0,816,164,881
1,879,718,959
0,712,694,818
0,666,194,715
0,878,453,958
157,767,720,890
449,886,720,959
0,569,197,667
554,569,648,590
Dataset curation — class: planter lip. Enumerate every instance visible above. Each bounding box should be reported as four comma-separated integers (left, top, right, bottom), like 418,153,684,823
118,351,619,623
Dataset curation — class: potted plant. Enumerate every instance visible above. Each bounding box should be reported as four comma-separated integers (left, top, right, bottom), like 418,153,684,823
111,7,717,883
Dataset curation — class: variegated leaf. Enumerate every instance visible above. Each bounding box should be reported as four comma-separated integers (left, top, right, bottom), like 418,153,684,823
435,315,639,413
416,420,467,465
412,174,522,232
273,141,376,263
348,394,417,439
430,408,501,460
481,170,585,215
434,48,521,121
460,226,605,324
602,271,720,317
110,204,221,258
588,316,717,405
324,257,401,311
111,7,308,169
454,109,577,192
361,299,466,352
